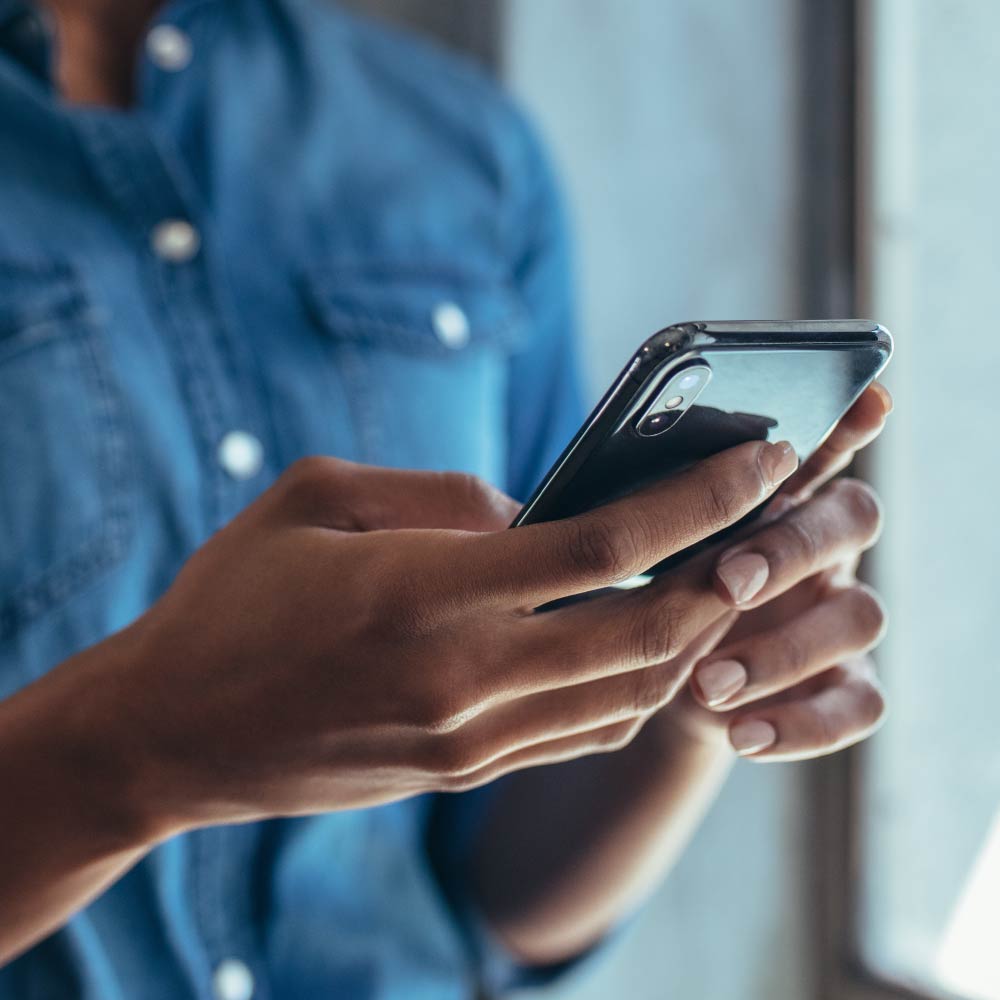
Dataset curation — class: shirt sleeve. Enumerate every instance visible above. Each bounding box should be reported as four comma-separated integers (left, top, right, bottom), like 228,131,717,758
427,113,624,997
426,776,618,998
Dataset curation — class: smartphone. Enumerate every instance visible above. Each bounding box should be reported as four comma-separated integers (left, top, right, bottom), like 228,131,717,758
512,320,892,574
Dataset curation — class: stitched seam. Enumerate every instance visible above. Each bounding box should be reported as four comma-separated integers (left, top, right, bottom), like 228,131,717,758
334,341,384,464
0,253,93,337
319,304,524,349
0,304,135,643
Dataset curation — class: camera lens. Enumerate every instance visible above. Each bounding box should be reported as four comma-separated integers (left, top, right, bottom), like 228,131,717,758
637,410,682,437
677,371,700,391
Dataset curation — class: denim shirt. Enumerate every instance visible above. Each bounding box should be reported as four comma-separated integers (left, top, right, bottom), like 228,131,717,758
0,0,585,996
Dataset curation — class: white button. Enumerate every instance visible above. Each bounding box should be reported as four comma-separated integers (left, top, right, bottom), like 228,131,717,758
432,301,470,349
151,219,200,263
147,24,193,71
212,958,254,1000
217,431,263,480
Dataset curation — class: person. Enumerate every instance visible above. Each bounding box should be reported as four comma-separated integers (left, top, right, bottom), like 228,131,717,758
0,0,891,996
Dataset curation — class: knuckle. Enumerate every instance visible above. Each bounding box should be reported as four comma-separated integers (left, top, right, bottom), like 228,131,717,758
443,472,510,519
421,732,483,778
441,771,489,793
833,478,884,544
411,677,477,735
624,599,686,667
567,516,641,581
774,515,820,568
698,475,743,531
626,715,647,741
845,586,889,646
775,627,809,677
280,455,346,511
628,664,679,714
628,668,667,715
283,455,343,493
593,720,641,753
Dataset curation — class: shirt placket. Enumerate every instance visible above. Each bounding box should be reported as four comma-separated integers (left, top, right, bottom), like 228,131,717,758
69,107,273,534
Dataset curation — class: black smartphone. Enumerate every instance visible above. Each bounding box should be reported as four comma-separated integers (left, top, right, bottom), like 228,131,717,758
512,320,892,574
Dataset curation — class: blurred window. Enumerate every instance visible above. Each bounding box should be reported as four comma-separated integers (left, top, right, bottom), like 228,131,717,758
856,1,1000,998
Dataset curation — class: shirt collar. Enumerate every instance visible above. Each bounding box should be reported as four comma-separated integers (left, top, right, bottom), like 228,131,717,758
0,1,52,82
0,1,220,93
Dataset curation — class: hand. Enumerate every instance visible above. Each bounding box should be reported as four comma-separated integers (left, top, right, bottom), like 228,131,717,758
676,383,892,760
453,385,890,966
73,439,798,838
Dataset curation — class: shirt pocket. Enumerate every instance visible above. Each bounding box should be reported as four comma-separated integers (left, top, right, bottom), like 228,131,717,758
0,260,133,643
302,260,525,480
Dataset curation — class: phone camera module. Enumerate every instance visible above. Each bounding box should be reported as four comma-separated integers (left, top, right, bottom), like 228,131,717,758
633,361,712,437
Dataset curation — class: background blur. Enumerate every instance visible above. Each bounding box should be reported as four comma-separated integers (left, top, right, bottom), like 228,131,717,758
350,2,1000,998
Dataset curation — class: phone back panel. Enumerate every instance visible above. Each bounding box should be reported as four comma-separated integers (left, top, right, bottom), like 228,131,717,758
513,322,891,568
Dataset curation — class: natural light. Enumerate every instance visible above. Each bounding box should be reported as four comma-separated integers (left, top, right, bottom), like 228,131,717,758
936,808,1000,1000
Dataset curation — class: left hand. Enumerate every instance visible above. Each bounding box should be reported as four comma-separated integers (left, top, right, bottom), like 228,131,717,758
665,382,893,761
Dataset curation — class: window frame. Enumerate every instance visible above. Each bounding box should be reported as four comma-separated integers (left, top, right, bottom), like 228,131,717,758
810,3,972,999
814,747,972,1000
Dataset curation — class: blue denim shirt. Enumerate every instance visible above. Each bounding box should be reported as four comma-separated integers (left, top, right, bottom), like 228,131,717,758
0,1,586,996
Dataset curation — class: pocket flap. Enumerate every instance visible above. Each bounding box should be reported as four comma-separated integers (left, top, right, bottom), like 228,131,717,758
0,260,89,343
302,261,526,357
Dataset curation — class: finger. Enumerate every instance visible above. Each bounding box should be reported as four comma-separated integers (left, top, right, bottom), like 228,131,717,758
712,477,882,609
472,439,798,607
782,383,892,501
727,658,886,762
413,658,687,785
435,718,646,793
278,456,519,531
507,552,741,692
492,613,733,719
691,585,887,710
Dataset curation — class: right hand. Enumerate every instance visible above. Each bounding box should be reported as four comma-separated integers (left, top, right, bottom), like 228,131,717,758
75,442,798,838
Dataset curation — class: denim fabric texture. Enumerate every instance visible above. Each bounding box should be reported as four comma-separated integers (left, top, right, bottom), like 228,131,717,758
0,0,586,996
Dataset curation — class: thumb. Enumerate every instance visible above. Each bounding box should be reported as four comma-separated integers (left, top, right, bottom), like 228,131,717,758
278,457,520,532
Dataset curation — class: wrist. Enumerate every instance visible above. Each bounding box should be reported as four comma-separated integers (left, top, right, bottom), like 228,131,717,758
4,624,183,857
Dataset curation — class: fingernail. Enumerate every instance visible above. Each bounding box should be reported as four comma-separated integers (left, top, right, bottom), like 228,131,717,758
694,659,747,707
716,552,769,605
871,381,894,416
730,719,777,756
758,440,798,487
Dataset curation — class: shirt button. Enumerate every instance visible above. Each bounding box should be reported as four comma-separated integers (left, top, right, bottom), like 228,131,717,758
151,219,200,263
212,958,254,1000
432,301,470,350
146,24,193,71
217,431,264,480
